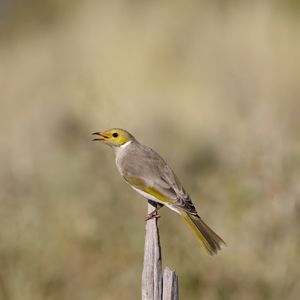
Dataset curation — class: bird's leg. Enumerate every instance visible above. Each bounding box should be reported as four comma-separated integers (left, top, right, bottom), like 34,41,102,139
145,200,164,221
145,209,160,221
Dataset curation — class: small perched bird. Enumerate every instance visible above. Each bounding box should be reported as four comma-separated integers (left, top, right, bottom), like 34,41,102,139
93,128,226,255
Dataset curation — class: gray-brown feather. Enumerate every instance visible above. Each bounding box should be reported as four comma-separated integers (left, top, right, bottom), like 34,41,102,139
116,140,198,215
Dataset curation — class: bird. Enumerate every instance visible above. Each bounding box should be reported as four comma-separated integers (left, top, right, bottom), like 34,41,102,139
92,128,226,255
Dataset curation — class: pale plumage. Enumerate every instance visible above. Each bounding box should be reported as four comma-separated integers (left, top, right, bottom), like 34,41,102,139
115,139,197,214
93,128,226,255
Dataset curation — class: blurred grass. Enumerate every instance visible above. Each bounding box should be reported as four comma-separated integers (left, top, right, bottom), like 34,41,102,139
1,0,300,299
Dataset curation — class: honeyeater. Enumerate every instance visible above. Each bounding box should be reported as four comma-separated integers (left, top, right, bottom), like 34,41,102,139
92,128,226,255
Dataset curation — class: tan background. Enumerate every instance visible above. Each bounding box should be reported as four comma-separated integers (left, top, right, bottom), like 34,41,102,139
1,1,300,299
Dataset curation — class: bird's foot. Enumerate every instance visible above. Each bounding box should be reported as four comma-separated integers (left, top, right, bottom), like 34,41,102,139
145,209,161,221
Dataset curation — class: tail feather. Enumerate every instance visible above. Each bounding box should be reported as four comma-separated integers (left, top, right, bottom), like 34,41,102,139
182,213,226,255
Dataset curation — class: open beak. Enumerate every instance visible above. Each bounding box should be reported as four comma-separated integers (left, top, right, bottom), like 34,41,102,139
92,132,109,141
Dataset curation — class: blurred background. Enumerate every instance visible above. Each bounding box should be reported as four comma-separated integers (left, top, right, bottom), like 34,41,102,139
1,0,300,299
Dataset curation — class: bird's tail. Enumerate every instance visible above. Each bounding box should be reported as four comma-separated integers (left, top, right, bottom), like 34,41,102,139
182,212,226,255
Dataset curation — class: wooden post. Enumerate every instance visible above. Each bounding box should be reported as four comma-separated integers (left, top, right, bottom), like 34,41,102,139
163,267,179,300
142,201,179,300
142,202,163,300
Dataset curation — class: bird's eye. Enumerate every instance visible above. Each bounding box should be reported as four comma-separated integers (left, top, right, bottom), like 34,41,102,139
112,132,118,138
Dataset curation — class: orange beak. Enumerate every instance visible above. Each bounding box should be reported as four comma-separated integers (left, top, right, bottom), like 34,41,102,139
92,132,109,141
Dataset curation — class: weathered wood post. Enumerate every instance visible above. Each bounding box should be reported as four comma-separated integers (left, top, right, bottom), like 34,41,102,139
142,201,179,300
163,267,179,300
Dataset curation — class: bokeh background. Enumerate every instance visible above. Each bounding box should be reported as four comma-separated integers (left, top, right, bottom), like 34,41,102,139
1,0,300,299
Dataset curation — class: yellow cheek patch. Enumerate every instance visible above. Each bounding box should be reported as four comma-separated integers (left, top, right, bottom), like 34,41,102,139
100,129,131,145
115,134,129,145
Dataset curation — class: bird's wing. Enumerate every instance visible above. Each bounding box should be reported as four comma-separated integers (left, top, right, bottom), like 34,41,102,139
123,175,176,204
123,162,198,215
157,163,198,215
118,143,198,215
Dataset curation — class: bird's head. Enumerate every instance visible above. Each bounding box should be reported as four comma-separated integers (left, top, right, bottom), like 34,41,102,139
92,128,135,147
